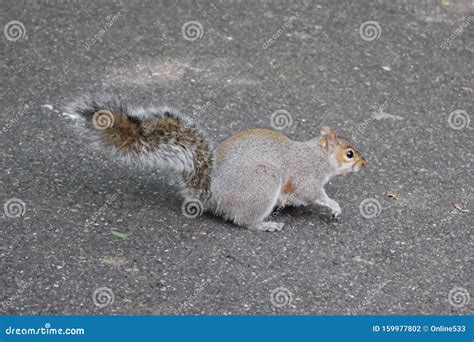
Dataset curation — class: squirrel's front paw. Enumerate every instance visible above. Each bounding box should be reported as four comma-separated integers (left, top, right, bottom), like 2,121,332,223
331,211,341,221
316,195,342,219
330,202,342,219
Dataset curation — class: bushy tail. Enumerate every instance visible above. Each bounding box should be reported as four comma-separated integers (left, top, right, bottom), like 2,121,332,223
66,95,213,192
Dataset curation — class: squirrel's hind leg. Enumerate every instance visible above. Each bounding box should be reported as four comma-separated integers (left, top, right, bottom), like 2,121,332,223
211,163,284,231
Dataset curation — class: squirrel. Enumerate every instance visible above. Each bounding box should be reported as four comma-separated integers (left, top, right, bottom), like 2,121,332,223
66,95,366,232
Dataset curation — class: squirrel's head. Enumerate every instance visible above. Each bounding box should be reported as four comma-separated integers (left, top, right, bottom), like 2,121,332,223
319,126,366,174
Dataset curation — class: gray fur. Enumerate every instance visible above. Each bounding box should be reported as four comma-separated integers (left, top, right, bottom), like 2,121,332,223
209,134,342,230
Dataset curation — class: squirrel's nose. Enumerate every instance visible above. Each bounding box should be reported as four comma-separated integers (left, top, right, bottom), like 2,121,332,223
360,158,366,167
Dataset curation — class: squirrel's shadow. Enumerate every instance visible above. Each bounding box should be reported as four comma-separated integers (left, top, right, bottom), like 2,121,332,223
272,205,335,225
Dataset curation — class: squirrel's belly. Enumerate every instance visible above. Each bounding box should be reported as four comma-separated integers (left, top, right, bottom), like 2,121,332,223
276,178,308,207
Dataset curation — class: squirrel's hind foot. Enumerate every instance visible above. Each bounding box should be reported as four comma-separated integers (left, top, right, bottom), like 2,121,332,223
249,221,285,232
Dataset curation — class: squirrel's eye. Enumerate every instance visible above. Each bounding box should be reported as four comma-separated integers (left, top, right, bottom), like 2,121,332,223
345,150,354,159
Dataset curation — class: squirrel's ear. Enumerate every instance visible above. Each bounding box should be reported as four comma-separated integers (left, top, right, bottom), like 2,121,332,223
319,127,337,149
320,126,331,136
327,131,337,146
320,136,328,148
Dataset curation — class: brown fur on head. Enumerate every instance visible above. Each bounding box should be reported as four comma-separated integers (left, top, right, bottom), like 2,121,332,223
319,126,366,173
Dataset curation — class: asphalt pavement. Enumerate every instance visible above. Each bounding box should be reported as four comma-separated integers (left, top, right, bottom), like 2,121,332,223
0,0,472,314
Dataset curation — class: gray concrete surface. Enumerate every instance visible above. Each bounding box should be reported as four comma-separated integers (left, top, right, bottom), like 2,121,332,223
0,0,472,315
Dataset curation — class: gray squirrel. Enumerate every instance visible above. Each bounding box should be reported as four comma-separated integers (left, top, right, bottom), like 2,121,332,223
67,95,366,232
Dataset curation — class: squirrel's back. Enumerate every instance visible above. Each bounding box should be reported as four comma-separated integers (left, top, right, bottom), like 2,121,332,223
215,128,290,165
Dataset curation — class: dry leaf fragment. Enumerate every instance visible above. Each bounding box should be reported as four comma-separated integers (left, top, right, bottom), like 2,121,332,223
453,203,469,213
386,191,398,200
461,87,474,94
